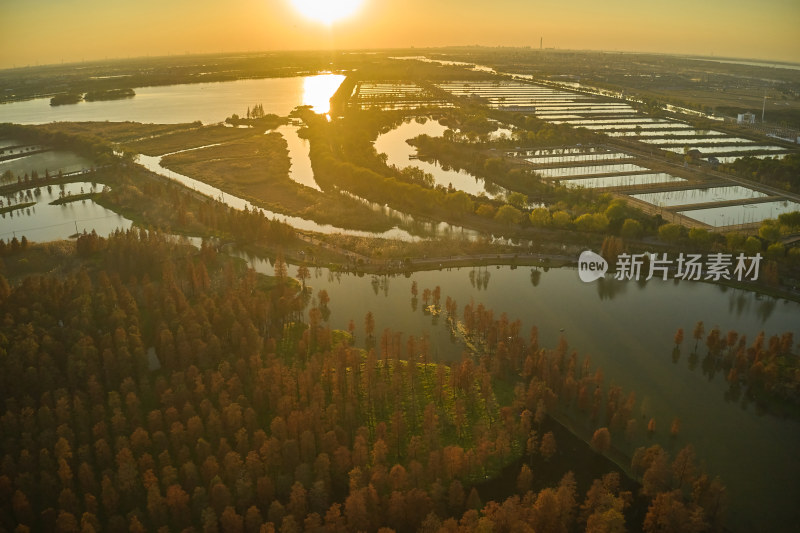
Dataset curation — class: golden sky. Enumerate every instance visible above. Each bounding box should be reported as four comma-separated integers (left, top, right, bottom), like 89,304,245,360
0,0,798,68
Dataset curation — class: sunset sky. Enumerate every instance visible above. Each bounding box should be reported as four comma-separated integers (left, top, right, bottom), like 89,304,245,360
1,0,798,69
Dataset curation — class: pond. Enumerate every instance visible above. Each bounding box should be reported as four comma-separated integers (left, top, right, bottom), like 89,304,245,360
534,114,585,120
630,186,767,207
553,118,670,125
374,119,509,199
536,105,634,112
234,251,800,532
0,181,132,242
610,129,708,138
537,163,650,179
580,123,692,131
0,149,94,180
525,152,632,165
679,200,800,227
535,108,636,115
640,136,754,145
561,173,685,189
662,145,788,155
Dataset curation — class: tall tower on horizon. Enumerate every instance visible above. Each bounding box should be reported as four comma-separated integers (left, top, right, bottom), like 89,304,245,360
540,37,543,50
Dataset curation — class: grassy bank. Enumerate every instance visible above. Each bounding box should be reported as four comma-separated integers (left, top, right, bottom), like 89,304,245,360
124,124,253,155
49,192,98,205
0,201,35,214
158,131,399,232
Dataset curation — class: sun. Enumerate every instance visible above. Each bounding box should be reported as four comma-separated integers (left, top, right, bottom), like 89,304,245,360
290,0,364,25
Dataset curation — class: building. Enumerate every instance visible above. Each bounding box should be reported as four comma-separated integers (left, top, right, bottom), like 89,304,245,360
737,112,756,124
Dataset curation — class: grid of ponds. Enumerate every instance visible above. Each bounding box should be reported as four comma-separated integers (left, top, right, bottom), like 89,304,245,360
679,200,800,227
353,82,451,109
560,173,685,189
630,186,768,207
434,79,796,167
357,83,426,96
537,163,649,178
435,81,638,115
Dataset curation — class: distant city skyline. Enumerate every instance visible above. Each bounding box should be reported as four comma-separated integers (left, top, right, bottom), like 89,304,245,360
1,0,798,69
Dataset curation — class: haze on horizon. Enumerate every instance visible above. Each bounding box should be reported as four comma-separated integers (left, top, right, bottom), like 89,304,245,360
0,0,798,70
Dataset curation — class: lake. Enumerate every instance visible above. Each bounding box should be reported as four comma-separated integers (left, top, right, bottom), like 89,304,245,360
0,74,346,125
631,186,767,207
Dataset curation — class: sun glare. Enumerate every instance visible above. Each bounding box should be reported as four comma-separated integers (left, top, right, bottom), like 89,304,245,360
303,74,346,114
290,0,363,25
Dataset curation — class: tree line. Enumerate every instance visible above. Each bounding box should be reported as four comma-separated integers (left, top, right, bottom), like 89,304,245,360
721,153,800,194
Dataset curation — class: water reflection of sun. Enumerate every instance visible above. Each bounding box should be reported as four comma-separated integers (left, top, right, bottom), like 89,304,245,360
303,74,346,115
290,0,363,25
